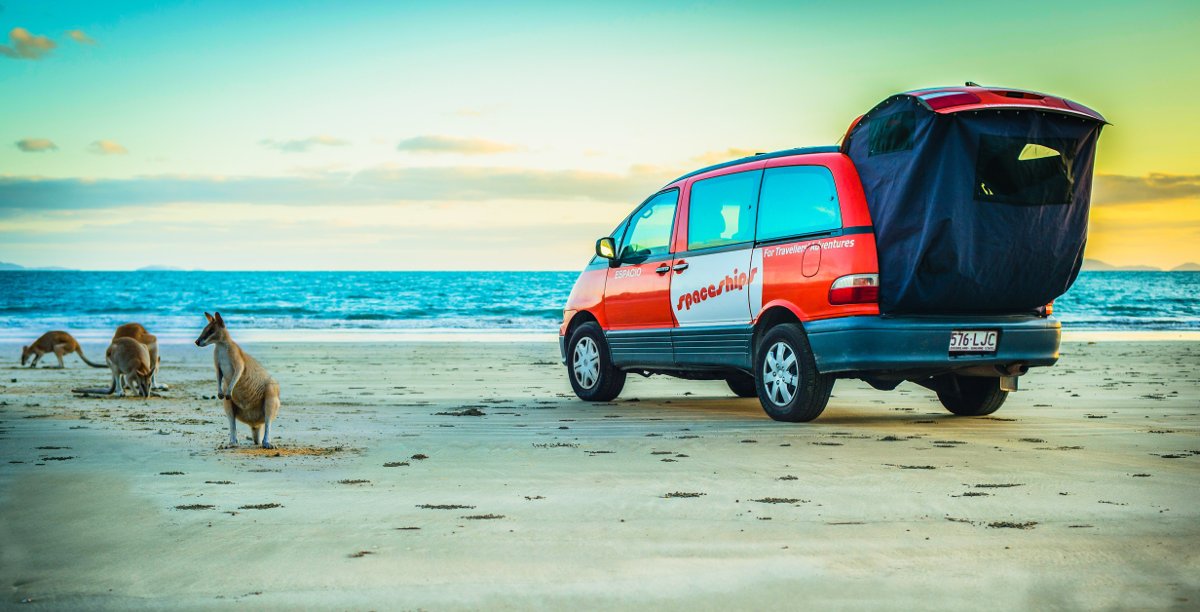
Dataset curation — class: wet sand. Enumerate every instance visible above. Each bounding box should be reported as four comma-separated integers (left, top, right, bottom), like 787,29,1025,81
0,339,1197,610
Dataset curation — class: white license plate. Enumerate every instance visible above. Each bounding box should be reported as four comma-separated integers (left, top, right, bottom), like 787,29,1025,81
949,330,998,354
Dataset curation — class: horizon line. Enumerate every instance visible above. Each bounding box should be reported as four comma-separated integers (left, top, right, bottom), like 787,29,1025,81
1,267,1198,273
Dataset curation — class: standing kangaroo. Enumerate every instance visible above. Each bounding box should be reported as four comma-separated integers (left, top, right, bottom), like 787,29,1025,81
21,331,106,369
112,323,165,390
194,312,281,449
106,337,152,398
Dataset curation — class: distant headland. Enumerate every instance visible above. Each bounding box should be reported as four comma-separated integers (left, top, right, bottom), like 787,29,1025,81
1082,259,1200,272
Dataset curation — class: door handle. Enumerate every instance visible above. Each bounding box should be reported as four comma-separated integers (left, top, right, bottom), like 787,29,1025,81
673,261,689,272
654,264,671,275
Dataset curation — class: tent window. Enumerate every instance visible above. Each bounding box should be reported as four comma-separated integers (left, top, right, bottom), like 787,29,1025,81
975,136,1076,205
868,111,914,156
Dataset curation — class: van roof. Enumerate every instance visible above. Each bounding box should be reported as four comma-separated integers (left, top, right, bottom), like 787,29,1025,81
839,85,1106,151
905,85,1106,122
666,145,839,187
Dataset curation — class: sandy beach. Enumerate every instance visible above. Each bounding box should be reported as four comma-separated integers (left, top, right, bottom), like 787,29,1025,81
1,338,1197,610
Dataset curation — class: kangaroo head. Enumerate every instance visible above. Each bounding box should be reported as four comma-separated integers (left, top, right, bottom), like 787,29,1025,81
195,311,229,347
20,345,30,366
136,370,151,398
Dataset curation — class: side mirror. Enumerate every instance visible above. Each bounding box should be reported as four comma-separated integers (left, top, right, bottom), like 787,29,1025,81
595,237,616,260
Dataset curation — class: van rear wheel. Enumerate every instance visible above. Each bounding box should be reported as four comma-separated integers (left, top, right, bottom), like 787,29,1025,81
754,324,834,422
936,375,1008,416
567,322,626,402
725,373,757,398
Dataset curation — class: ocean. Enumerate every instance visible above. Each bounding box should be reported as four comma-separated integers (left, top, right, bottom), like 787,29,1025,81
0,271,1196,343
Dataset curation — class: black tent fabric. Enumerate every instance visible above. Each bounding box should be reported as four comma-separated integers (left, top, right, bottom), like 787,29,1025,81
844,95,1105,314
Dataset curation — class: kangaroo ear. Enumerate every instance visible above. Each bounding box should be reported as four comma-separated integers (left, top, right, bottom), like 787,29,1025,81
214,312,225,327
204,312,214,323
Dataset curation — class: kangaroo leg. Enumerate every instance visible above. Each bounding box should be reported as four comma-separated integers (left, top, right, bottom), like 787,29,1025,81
150,370,168,392
52,344,69,369
261,385,280,449
113,373,126,397
222,399,238,447
251,425,263,446
151,350,167,391
30,351,43,368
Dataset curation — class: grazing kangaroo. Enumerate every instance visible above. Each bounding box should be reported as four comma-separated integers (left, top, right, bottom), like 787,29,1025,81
112,323,165,390
106,337,152,398
194,312,281,449
21,331,106,369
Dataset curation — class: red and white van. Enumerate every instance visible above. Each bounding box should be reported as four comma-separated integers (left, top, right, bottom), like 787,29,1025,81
560,85,1105,422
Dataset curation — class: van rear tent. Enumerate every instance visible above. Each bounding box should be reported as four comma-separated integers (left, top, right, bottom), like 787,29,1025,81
842,91,1105,314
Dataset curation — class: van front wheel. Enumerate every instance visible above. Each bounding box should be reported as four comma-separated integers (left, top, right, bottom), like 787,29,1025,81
754,324,834,422
567,322,626,402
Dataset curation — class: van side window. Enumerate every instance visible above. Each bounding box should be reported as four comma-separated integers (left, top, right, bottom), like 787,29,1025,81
756,166,842,242
619,190,677,261
687,170,761,251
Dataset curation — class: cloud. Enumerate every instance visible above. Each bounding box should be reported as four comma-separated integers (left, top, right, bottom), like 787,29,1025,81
1093,173,1200,205
0,164,674,212
0,203,622,271
88,140,128,155
260,135,349,153
0,27,55,60
15,138,57,153
690,147,760,166
65,29,96,45
351,165,663,200
397,135,521,155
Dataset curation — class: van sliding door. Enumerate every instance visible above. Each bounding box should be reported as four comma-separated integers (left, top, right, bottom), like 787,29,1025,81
670,168,762,370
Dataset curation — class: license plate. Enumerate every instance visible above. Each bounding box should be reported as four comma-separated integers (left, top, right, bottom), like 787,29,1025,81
949,330,998,355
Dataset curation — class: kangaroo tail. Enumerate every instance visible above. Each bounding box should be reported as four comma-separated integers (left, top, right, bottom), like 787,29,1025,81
76,346,107,368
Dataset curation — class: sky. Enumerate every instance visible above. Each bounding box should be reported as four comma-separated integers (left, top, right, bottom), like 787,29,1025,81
1,0,1198,270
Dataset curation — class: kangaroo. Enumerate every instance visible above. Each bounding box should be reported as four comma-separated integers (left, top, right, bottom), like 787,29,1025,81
106,337,152,398
112,323,165,390
194,312,281,449
21,331,106,369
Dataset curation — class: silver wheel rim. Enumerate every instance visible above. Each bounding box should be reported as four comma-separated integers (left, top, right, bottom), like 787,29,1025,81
573,336,601,390
762,341,799,406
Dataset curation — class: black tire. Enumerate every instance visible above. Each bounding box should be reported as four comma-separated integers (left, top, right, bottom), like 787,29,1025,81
936,375,1008,416
726,373,757,398
566,322,626,402
754,324,834,422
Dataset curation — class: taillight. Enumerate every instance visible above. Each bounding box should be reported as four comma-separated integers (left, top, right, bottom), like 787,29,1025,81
920,90,981,110
1038,302,1054,317
829,274,879,305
